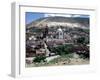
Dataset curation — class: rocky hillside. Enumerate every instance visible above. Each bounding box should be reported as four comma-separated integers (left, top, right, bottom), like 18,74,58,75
26,16,89,29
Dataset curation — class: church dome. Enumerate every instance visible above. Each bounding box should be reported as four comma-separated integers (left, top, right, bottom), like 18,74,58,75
57,28,63,32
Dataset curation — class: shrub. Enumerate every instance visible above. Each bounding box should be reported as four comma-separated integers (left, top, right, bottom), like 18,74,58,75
33,55,46,63
76,36,89,45
50,44,73,55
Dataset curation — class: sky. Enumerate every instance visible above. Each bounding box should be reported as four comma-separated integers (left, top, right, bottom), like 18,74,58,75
26,12,44,24
25,12,89,24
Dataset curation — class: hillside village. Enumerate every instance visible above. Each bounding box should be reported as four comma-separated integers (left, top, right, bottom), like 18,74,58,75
25,16,89,67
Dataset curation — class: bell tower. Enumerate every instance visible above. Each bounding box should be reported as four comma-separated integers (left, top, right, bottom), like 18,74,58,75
57,27,63,39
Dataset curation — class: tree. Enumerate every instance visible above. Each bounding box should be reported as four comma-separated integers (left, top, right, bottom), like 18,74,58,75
76,37,85,44
51,45,72,55
33,55,46,63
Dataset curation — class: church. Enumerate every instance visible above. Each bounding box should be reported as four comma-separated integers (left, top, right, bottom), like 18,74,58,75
56,27,64,39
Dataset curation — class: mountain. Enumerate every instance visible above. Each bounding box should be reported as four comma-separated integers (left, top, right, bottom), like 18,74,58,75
26,16,89,29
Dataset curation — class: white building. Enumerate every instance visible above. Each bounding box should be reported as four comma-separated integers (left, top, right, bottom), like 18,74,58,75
56,27,64,39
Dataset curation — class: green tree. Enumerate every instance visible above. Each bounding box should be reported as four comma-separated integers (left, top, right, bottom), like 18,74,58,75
33,55,46,63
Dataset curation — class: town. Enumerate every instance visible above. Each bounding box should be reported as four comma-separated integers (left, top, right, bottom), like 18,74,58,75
25,16,89,67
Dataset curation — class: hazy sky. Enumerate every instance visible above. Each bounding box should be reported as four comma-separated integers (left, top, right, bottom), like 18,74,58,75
26,12,44,24
26,12,89,24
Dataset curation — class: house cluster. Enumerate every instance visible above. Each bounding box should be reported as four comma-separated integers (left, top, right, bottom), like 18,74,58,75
26,26,89,58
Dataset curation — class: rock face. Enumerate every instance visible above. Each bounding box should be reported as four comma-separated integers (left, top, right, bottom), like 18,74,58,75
26,16,89,29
